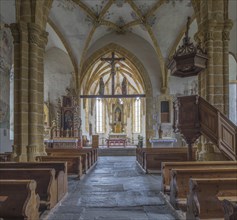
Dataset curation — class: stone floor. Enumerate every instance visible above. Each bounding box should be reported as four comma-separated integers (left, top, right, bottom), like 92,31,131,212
44,156,179,220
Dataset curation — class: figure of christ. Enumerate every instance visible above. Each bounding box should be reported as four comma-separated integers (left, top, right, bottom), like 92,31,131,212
100,52,125,95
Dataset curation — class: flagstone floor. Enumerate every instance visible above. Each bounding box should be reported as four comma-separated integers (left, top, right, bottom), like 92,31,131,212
44,156,179,220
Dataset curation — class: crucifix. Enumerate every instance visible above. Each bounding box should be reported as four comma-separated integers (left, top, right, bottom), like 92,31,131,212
101,52,125,95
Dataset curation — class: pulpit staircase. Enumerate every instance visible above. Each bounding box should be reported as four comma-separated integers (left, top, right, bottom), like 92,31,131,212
173,95,237,160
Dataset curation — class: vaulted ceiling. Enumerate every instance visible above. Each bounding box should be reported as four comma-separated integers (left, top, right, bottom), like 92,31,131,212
1,0,236,85
47,0,195,70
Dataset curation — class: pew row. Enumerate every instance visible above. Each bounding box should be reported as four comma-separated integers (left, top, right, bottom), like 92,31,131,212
136,147,197,173
169,167,237,210
186,178,237,220
0,168,57,210
161,161,237,193
46,148,98,172
0,162,67,202
218,198,237,220
0,152,12,162
37,156,83,178
0,180,40,220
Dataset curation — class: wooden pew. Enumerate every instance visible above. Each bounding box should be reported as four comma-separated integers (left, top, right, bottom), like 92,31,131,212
0,180,40,220
169,167,237,210
37,155,83,178
162,161,237,193
186,178,237,220
0,162,67,202
46,148,98,172
0,168,57,210
142,147,197,173
46,148,89,170
136,148,144,168
46,147,98,165
0,152,12,162
218,198,237,220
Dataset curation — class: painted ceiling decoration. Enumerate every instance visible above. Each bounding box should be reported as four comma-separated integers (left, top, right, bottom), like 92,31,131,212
48,0,195,86
54,0,192,35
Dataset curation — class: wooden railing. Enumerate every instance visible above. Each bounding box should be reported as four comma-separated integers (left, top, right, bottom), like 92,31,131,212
173,95,237,160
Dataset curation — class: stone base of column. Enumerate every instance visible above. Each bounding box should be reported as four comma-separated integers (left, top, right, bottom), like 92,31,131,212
12,145,28,162
37,145,47,156
198,142,228,161
27,145,38,162
196,142,203,160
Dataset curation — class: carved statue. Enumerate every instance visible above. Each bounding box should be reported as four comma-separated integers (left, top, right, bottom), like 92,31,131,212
99,77,105,95
158,125,163,139
122,77,127,95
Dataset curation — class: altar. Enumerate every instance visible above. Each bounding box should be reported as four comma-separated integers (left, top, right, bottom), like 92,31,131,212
149,138,177,148
44,90,82,148
106,138,127,148
107,133,127,148
109,133,127,139
44,138,81,148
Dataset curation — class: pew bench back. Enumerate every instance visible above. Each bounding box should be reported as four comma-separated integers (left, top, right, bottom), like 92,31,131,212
0,168,57,210
0,179,40,220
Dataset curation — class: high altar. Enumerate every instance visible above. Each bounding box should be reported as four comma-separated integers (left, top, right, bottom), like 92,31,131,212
111,101,125,133
107,102,127,147
44,92,82,148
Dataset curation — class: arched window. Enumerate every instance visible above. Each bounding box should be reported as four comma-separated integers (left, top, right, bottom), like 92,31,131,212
96,98,103,133
229,54,237,125
134,98,141,133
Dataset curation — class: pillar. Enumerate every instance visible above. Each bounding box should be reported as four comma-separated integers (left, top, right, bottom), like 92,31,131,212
145,97,155,148
10,22,48,161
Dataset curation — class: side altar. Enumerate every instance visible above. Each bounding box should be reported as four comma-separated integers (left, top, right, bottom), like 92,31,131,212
149,137,177,148
44,91,82,148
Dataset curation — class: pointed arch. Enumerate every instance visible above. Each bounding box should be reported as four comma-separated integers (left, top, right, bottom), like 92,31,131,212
80,43,153,97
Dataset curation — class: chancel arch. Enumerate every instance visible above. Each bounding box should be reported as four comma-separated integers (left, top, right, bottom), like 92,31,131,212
80,44,152,146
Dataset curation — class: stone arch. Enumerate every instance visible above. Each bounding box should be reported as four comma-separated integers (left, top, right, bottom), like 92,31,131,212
81,43,153,97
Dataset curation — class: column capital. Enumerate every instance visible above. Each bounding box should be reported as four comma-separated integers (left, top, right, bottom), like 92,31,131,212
39,31,49,49
222,19,233,41
28,23,41,46
10,22,28,44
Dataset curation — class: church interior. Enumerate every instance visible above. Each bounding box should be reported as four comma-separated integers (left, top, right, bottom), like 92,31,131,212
0,0,237,219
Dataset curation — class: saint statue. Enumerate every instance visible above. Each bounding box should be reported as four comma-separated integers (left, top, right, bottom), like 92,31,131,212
122,77,127,95
99,77,105,95
115,109,121,122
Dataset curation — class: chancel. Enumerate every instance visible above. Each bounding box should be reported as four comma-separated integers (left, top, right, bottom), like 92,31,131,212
0,0,237,220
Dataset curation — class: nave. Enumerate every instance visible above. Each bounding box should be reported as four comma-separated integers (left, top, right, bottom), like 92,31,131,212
45,156,177,220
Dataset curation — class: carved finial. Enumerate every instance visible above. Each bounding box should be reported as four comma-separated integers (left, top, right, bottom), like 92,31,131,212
184,16,191,44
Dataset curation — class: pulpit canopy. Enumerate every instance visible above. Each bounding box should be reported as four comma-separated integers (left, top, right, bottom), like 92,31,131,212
167,17,208,77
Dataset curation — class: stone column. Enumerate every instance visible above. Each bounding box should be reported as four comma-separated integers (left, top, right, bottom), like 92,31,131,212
10,22,29,161
222,21,233,115
27,23,41,161
10,22,48,161
145,97,155,148
194,0,233,161
37,30,49,156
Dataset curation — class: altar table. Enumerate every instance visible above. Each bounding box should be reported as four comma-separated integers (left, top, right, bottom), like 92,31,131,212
149,138,177,148
44,138,81,148
106,138,127,148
